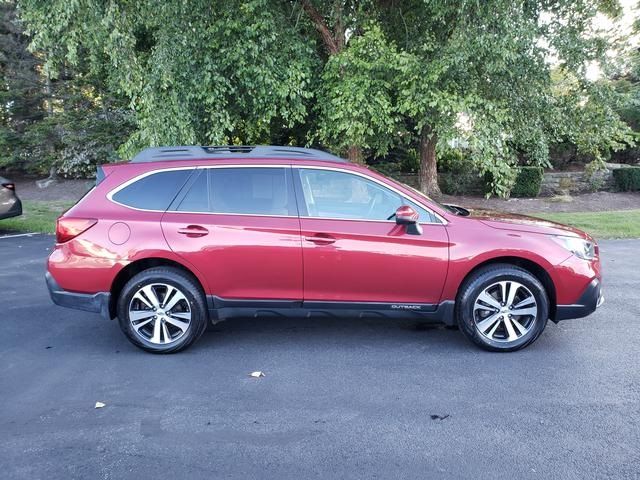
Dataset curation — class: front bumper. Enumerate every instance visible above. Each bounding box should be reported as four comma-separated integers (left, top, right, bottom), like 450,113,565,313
45,272,111,320
555,278,603,321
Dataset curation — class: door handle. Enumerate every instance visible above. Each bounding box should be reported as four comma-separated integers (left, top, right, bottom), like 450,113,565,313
304,233,336,245
177,225,209,238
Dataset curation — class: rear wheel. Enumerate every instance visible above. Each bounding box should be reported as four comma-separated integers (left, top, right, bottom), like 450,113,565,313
456,264,549,352
117,267,208,353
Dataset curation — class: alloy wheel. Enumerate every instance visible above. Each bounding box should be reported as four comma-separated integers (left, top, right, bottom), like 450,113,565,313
473,280,538,343
128,283,191,345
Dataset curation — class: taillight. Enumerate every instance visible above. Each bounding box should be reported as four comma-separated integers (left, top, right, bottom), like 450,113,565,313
2,182,15,191
56,218,98,243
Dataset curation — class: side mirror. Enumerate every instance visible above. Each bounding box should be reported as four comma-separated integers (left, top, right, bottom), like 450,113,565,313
395,205,422,235
395,205,419,225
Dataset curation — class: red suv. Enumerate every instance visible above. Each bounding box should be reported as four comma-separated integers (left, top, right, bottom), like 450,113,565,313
46,146,603,353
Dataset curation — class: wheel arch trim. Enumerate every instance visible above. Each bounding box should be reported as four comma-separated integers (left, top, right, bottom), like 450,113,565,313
450,255,557,320
108,253,209,320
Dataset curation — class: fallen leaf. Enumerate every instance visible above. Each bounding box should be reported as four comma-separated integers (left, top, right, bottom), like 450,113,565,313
95,401,106,409
249,371,265,378
430,414,449,420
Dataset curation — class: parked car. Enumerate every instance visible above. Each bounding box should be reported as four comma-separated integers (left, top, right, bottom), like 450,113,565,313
0,176,22,220
46,146,603,353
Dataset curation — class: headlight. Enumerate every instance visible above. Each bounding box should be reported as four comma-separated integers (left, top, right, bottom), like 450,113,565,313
553,236,596,260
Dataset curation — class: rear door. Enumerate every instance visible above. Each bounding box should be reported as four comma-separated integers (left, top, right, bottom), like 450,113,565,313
161,166,303,302
294,167,449,306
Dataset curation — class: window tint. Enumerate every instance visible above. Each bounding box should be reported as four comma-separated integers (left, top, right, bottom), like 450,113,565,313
298,169,405,221
298,169,436,222
209,167,292,216
112,170,191,210
176,170,209,212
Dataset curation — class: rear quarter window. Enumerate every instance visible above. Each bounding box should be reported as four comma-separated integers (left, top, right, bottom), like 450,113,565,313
111,169,192,211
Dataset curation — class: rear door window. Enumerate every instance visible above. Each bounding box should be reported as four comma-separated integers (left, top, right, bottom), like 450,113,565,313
175,170,209,212
173,167,295,216
111,169,192,211
210,167,294,216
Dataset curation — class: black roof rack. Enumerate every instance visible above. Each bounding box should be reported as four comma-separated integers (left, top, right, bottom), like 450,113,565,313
131,145,347,163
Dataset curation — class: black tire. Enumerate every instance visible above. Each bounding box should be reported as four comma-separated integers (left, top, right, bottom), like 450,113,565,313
456,264,549,352
117,267,208,353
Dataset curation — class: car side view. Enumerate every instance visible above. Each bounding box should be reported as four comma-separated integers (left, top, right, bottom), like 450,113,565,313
46,146,603,353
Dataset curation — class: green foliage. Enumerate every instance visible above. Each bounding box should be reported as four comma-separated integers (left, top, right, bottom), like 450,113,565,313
437,148,484,195
314,24,402,157
380,0,633,196
511,166,544,198
438,172,485,196
612,167,640,191
437,149,473,174
6,0,636,191
18,0,316,158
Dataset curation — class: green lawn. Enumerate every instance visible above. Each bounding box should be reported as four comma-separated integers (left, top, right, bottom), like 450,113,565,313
1,200,74,234
536,210,640,239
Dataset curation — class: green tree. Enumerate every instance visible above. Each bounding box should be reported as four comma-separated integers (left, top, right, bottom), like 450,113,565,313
298,1,405,163
18,0,317,158
313,24,402,163
380,0,632,195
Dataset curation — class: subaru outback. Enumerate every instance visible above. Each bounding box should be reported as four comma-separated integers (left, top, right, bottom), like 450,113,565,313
46,146,603,353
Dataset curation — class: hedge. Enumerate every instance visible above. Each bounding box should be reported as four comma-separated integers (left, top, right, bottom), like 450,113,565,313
511,166,544,197
612,167,640,192
438,172,485,195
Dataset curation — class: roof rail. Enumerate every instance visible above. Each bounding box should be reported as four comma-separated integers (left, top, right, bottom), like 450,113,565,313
130,145,347,163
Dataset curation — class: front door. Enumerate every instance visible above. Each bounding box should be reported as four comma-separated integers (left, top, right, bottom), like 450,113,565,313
294,167,449,306
162,166,303,302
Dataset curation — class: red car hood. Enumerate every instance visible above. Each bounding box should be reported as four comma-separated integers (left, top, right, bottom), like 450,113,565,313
461,207,589,239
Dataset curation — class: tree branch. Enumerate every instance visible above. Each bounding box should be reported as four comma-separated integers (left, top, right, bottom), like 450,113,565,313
300,0,339,54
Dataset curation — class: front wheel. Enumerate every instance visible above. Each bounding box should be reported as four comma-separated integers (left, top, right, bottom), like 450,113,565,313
117,267,208,353
456,264,549,352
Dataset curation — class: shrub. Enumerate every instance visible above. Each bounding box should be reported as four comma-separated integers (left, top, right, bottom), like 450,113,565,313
511,166,544,197
439,172,485,195
612,167,640,191
438,148,473,173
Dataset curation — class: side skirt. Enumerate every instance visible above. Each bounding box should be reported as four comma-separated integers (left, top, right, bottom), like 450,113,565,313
206,296,455,326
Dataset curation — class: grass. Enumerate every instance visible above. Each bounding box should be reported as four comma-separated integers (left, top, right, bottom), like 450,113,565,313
535,209,640,239
1,200,74,234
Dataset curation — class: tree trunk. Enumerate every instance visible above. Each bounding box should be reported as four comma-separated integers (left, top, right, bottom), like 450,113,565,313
300,2,366,163
347,145,364,164
418,125,441,195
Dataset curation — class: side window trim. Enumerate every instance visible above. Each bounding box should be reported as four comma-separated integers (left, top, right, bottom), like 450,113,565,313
169,167,204,212
108,167,195,212
167,165,298,218
292,166,443,224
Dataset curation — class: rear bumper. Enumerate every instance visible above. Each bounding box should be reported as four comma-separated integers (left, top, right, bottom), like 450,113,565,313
555,278,603,322
45,272,111,320
0,197,22,220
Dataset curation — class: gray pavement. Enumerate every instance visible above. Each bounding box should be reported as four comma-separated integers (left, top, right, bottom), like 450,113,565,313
0,234,638,479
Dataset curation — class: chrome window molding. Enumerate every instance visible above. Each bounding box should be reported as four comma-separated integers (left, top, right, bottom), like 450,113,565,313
106,163,447,225
292,165,447,225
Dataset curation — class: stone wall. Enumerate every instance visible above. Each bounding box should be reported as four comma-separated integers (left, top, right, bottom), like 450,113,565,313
539,163,634,195
391,164,628,197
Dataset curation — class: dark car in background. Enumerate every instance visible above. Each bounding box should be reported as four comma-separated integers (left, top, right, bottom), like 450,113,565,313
0,176,22,220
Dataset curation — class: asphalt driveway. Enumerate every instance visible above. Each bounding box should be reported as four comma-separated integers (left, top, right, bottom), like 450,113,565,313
0,234,638,479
